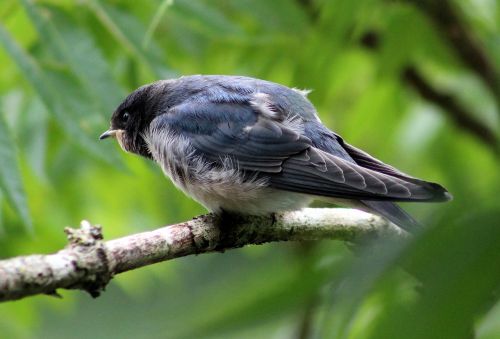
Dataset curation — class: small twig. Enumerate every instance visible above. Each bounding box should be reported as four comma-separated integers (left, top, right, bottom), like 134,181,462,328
360,31,499,154
296,0,320,22
0,208,405,303
297,296,317,339
403,67,499,153
408,0,500,104
294,242,318,339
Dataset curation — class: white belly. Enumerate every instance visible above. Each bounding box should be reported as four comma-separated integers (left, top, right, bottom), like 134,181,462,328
185,183,313,215
166,156,312,214
145,129,313,214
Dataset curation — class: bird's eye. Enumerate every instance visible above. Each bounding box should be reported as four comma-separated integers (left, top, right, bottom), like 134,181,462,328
121,111,130,123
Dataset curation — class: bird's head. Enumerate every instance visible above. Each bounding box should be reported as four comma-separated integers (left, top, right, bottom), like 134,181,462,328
100,80,173,158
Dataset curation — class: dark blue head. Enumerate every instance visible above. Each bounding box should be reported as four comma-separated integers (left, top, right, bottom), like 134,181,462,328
100,80,174,157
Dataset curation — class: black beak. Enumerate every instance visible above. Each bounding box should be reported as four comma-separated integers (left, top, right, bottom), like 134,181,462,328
99,129,117,140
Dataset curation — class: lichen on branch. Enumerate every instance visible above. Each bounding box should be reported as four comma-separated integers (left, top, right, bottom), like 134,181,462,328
0,208,405,303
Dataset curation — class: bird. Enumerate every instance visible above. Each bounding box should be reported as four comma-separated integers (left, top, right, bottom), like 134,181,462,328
100,75,452,233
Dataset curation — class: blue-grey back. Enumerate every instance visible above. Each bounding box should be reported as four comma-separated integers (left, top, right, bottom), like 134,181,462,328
171,75,319,122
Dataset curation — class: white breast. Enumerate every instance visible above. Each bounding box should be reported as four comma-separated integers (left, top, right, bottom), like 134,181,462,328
143,129,312,214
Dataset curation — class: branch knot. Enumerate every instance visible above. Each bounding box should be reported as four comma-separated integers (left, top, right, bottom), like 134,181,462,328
64,220,103,246
64,220,112,298
0,209,404,302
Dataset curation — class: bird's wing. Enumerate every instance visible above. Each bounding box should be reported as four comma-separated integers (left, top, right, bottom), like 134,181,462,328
152,100,448,202
271,147,448,201
151,100,309,173
338,136,450,201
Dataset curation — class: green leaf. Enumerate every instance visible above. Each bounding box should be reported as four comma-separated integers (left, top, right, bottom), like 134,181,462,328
143,0,174,49
320,210,500,339
0,22,121,166
371,211,500,339
173,243,346,339
20,1,124,114
86,0,175,79
0,110,31,231
173,0,243,37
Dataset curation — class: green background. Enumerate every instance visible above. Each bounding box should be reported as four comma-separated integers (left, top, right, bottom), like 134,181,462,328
0,0,499,338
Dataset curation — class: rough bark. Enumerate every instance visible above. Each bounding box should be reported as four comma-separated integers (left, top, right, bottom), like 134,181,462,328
0,208,406,303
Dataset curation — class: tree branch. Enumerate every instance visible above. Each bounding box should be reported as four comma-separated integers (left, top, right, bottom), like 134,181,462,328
360,31,499,154
0,208,405,303
296,0,319,22
402,67,499,153
407,0,500,104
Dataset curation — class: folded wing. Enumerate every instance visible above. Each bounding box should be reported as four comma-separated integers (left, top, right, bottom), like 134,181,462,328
160,99,450,203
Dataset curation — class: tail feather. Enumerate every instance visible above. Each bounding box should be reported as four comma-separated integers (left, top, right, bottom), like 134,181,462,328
360,200,421,233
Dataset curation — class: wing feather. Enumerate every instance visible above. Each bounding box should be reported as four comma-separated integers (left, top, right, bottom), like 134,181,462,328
157,99,449,202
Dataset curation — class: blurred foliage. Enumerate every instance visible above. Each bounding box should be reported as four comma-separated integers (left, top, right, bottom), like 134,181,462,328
0,0,499,338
